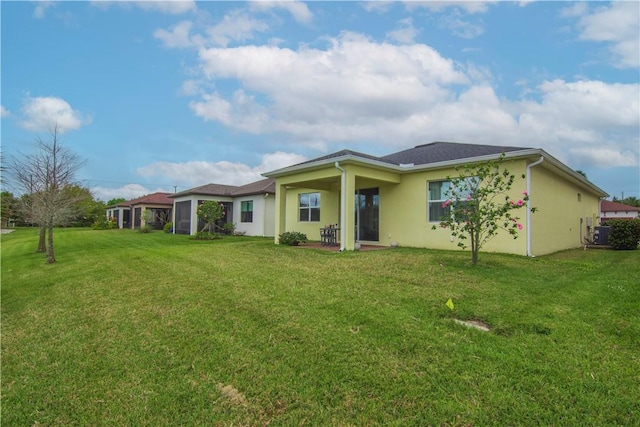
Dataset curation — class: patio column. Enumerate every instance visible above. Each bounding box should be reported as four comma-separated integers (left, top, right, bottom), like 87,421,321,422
274,183,287,244
342,168,356,251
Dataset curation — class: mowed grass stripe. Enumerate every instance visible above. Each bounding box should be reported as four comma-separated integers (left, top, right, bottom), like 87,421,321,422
1,227,639,426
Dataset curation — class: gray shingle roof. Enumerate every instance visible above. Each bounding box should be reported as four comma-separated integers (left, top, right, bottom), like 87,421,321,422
232,178,275,196
171,183,239,198
170,179,276,198
294,149,393,166
282,142,532,171
380,141,531,166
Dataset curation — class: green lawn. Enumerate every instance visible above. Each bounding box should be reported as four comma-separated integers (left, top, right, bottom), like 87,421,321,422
2,228,639,426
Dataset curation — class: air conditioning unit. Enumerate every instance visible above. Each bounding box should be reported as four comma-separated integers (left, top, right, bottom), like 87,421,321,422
593,226,610,246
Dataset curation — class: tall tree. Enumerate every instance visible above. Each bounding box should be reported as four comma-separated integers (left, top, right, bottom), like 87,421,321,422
8,126,85,263
433,154,533,266
1,191,17,228
106,197,126,206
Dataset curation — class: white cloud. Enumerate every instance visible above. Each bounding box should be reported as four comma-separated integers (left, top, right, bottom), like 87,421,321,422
190,33,466,146
136,151,307,187
573,2,639,69
154,21,203,49
250,1,313,24
386,18,419,44
187,34,638,169
510,79,639,166
0,105,10,118
154,11,268,49
20,96,91,133
91,1,196,15
92,183,168,202
438,11,485,39
206,10,269,47
361,1,395,14
134,1,196,14
405,1,497,14
33,1,55,19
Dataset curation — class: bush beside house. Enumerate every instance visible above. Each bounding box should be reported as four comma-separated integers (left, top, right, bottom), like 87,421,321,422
608,218,640,250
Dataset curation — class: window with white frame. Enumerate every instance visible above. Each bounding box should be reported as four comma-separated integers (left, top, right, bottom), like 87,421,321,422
428,178,476,222
299,192,320,222
241,200,253,222
428,181,452,222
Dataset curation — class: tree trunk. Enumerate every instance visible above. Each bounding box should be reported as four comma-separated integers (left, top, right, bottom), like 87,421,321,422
46,225,56,264
37,226,46,253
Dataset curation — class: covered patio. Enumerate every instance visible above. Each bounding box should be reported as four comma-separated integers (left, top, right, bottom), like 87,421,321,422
264,151,401,251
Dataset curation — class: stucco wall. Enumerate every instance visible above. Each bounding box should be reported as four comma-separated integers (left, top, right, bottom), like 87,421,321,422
233,194,276,237
283,187,340,241
529,165,600,255
380,159,529,255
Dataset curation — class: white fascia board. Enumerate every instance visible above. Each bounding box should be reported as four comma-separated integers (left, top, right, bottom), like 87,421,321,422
262,148,608,197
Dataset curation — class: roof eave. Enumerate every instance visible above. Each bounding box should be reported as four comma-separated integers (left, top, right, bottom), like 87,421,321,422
262,154,396,178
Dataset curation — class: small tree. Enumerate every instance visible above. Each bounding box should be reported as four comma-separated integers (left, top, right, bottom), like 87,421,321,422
433,153,533,265
197,201,224,234
8,126,85,263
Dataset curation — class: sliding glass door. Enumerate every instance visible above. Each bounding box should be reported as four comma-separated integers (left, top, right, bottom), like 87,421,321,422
355,188,379,242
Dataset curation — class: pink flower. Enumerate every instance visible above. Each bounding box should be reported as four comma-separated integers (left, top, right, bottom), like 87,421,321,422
522,190,528,196
442,200,451,208
465,194,472,201
517,223,523,230
517,199,524,206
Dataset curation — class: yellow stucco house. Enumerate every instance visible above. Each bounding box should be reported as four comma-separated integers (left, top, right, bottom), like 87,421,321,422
263,142,608,256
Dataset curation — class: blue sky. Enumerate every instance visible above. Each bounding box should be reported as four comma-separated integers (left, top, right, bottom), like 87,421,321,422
2,1,638,201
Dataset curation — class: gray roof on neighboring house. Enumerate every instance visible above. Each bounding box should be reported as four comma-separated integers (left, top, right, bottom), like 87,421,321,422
170,183,239,198
379,141,532,166
170,179,275,199
232,178,275,196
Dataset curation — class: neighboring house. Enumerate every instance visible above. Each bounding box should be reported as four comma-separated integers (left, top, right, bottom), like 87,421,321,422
105,201,131,229
106,192,173,230
169,178,276,237
263,141,608,256
600,200,640,223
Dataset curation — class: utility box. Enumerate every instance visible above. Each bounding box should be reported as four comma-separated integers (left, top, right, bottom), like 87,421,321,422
594,226,610,246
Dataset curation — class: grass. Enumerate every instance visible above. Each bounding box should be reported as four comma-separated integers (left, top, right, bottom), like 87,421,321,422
2,227,639,426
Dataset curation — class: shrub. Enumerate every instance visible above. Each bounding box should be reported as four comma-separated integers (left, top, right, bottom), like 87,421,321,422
194,231,222,240
163,222,173,233
139,224,153,233
608,218,640,250
279,231,307,246
222,222,236,235
92,218,117,230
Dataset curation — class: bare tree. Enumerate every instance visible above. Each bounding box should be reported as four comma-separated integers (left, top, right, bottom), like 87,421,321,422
8,126,85,263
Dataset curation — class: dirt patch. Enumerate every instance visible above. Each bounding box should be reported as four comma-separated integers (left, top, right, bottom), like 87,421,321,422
217,383,248,406
454,319,490,332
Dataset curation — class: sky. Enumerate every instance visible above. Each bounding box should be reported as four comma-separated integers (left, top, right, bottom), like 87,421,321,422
1,0,639,202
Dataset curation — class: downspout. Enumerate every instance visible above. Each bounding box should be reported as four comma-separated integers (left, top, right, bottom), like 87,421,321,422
335,162,346,252
526,156,544,257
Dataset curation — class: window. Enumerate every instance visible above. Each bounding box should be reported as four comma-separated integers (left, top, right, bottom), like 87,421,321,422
241,200,253,223
299,192,321,222
428,181,452,222
429,178,478,223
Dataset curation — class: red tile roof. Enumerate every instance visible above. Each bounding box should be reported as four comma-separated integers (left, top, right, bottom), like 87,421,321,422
601,200,639,212
126,192,174,206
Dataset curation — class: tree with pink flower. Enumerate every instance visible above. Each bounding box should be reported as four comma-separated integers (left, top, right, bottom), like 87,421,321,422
432,153,535,265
